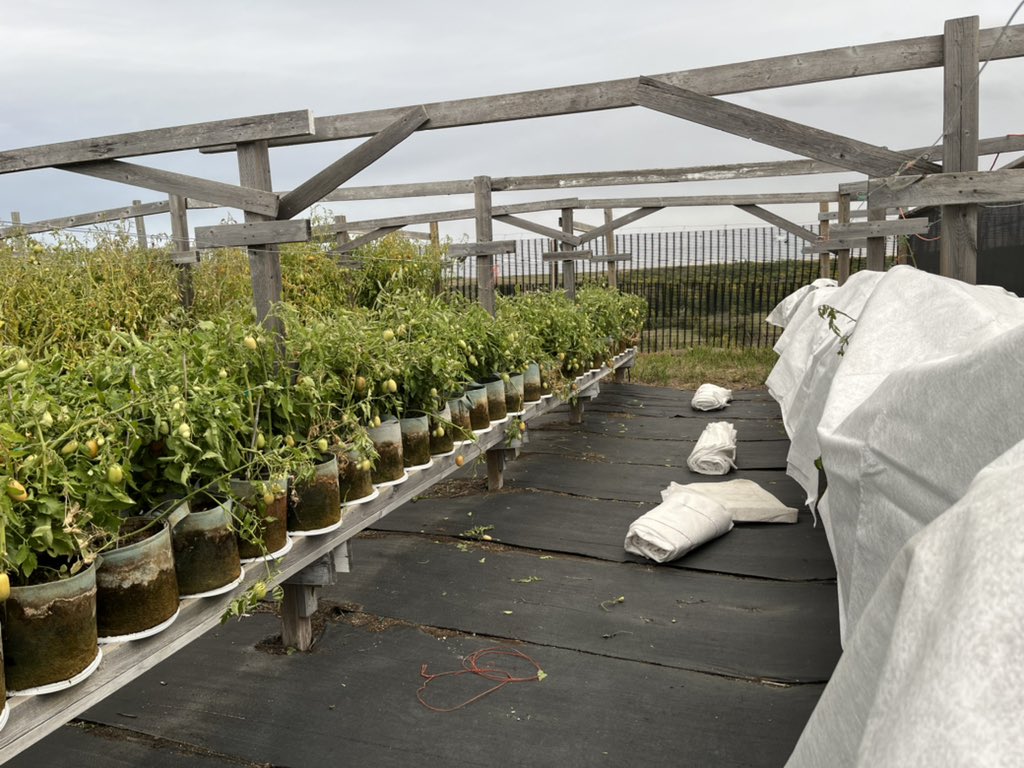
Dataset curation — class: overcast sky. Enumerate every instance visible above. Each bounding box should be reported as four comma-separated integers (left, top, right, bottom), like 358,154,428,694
2,0,1022,241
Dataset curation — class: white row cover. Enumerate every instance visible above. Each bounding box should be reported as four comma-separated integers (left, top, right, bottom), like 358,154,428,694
766,267,1024,767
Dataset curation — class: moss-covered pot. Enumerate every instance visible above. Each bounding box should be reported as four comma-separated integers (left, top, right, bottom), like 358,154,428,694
401,415,431,467
368,416,404,483
289,454,342,532
4,563,98,693
96,520,179,639
231,477,289,560
173,498,241,596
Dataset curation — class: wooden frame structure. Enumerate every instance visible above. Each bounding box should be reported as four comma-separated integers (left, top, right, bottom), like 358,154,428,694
1,15,1022,758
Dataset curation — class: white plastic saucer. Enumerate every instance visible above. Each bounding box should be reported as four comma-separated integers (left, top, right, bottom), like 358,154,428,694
490,415,510,426
453,437,476,447
289,518,343,537
541,393,554,400
430,447,457,459
507,409,525,417
8,647,103,697
405,457,434,473
341,486,380,508
98,606,181,644
182,565,247,596
374,471,409,489
241,534,295,564
0,704,10,732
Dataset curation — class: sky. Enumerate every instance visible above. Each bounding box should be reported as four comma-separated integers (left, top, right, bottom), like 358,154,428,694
2,0,1022,242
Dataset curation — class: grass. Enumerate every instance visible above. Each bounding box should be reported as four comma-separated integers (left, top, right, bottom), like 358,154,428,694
631,346,778,390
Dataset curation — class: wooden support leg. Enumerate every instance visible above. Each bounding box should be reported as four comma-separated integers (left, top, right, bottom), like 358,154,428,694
614,367,627,384
281,584,319,651
569,399,584,425
487,448,505,491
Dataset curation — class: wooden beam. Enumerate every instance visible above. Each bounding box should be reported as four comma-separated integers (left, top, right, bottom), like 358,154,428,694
336,225,403,254
588,252,633,262
845,169,1024,208
195,219,311,249
865,207,886,271
131,199,148,248
603,209,618,288
493,214,581,246
448,240,517,258
475,176,496,314
560,207,576,300
203,24,1024,151
818,201,831,280
580,192,836,208
818,208,898,220
802,239,869,254
836,193,851,285
340,197,580,230
830,218,931,237
734,204,818,243
1,110,315,174
237,141,283,337
276,106,428,220
168,194,194,308
317,134,1024,202
0,200,170,237
634,76,940,177
940,16,980,284
62,160,280,216
542,249,594,262
577,207,661,245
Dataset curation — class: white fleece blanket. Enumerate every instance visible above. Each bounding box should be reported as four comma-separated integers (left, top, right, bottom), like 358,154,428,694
765,277,838,328
690,383,732,411
623,487,733,563
686,422,737,475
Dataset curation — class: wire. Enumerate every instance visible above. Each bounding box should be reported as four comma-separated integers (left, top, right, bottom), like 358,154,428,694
416,646,544,713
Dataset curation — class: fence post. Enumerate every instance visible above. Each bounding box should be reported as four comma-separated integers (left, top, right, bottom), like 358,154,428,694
818,201,831,280
560,207,576,300
168,194,194,309
897,234,911,265
836,193,851,285
604,208,618,289
237,141,284,339
132,199,148,249
474,175,495,314
429,220,440,248
866,207,886,270
548,237,557,290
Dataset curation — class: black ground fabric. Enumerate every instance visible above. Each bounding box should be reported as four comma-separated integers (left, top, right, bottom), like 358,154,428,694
10,384,839,768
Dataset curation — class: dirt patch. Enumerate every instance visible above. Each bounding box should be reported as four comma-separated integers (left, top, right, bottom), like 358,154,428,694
414,477,488,499
323,601,471,641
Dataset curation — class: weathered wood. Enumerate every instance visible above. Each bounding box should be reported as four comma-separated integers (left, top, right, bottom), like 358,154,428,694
818,208,897,220
63,159,280,216
865,207,887,271
560,208,577,300
336,225,403,253
168,194,194,308
333,541,353,574
493,213,581,245
588,252,633,262
475,176,495,314
131,199,148,248
572,220,597,232
577,207,661,245
448,240,517,258
579,192,836,208
541,249,594,262
203,25,1024,151
237,141,283,336
340,197,579,231
277,106,428,220
845,169,1024,208
0,110,315,174
802,238,869,254
316,135,1024,202
569,398,585,425
429,221,440,247
603,209,618,288
0,200,171,237
830,217,931,237
284,554,337,587
837,193,851,285
281,584,318,651
818,201,831,280
940,16,980,284
734,204,819,243
634,76,940,178
486,448,505,491
196,219,311,249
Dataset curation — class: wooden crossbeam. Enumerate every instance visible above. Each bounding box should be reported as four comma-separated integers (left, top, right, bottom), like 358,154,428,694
448,240,517,258
277,106,428,220
340,198,579,231
62,160,280,217
829,218,931,237
734,204,818,243
195,219,311,249
577,207,661,245
493,214,581,246
842,169,1024,208
802,238,869,254
542,249,593,262
319,135,1024,202
634,76,940,178
818,208,898,221
1,110,315,174
202,24,1024,151
336,225,404,254
579,192,835,208
169,250,201,265
588,253,633,262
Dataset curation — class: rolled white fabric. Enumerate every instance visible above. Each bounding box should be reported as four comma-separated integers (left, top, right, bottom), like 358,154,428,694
624,489,733,563
663,479,798,523
687,422,737,475
691,383,732,411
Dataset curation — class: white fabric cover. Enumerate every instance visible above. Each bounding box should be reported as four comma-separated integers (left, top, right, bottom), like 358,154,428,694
663,479,798,523
624,487,733,563
765,277,838,328
686,422,737,475
787,438,1024,768
690,383,732,411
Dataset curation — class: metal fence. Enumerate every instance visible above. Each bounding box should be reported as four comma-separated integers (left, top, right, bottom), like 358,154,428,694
444,224,898,351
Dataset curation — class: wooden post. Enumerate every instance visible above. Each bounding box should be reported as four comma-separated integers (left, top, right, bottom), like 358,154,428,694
865,207,886,271
237,141,284,338
897,234,911,265
561,207,576,299
818,201,831,279
940,16,979,284
429,220,440,248
280,584,318,651
569,398,584,424
168,194,194,308
836,193,851,285
548,237,558,290
474,175,495,314
486,448,505,491
132,199,148,248
335,214,350,246
603,208,618,289
10,211,21,228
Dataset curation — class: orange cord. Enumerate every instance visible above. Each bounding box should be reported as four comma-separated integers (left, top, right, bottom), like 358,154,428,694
417,646,544,712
